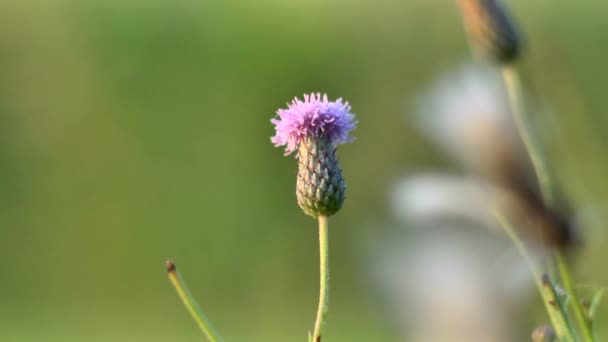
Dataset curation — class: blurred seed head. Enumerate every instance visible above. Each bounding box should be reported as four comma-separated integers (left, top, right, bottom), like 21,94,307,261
502,185,578,249
391,173,502,231
458,0,522,63
372,232,524,342
416,65,529,186
415,66,577,249
531,325,556,342
392,174,577,249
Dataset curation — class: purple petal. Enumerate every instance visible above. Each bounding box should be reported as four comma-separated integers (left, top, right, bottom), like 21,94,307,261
270,93,357,156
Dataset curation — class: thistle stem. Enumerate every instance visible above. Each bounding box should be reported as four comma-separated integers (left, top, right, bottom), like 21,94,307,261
494,212,576,342
556,252,595,341
166,260,224,342
312,215,330,342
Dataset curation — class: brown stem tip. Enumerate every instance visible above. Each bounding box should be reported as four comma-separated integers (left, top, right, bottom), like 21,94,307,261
166,259,176,273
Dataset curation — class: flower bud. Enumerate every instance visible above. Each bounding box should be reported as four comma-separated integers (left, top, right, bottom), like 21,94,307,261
458,0,521,63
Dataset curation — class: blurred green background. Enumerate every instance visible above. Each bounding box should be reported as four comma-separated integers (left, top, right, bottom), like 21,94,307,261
1,0,608,341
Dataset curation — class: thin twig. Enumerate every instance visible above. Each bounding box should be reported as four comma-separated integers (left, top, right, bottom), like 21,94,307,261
167,260,224,342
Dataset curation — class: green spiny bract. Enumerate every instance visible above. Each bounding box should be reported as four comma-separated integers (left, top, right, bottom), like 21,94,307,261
296,138,345,217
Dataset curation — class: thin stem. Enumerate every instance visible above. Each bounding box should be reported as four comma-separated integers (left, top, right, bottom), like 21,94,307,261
502,65,593,341
312,215,330,342
495,212,576,342
166,260,224,342
556,252,594,341
542,273,577,342
502,65,554,204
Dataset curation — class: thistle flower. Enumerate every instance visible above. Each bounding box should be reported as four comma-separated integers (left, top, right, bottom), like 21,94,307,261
458,0,521,63
271,93,357,217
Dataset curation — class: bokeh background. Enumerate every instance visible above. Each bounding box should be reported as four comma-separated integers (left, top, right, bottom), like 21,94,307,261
1,0,608,341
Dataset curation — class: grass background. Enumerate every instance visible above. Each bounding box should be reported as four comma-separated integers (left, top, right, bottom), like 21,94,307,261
1,0,607,341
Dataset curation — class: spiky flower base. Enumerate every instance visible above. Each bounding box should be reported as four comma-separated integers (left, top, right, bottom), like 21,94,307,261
296,138,345,217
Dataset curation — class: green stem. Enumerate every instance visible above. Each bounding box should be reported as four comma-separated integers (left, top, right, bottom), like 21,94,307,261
312,215,330,342
502,65,594,341
495,212,576,341
556,252,594,341
167,260,224,342
542,273,577,342
502,65,554,203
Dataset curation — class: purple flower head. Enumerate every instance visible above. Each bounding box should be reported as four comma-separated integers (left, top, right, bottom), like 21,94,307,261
271,93,357,156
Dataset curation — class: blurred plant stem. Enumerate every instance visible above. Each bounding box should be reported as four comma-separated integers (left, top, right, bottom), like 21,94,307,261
167,260,224,342
312,215,330,342
556,252,594,341
495,212,576,341
502,65,554,203
502,65,594,341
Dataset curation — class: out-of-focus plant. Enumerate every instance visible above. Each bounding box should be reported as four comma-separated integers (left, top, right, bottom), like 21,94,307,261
457,0,599,340
402,63,569,341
